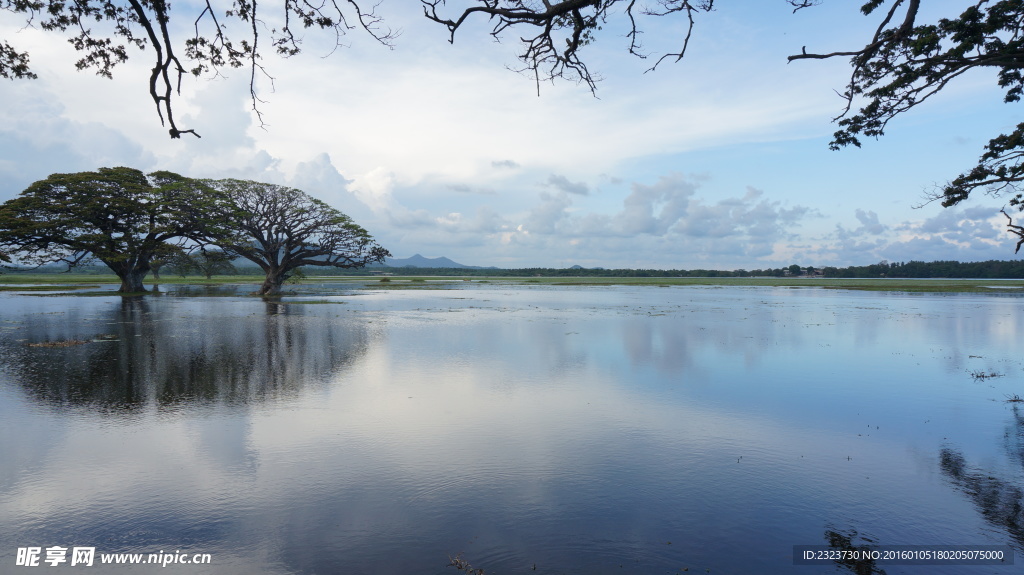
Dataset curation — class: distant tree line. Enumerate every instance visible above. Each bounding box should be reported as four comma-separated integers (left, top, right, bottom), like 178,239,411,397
14,258,1024,280
312,260,1024,279
817,260,1024,279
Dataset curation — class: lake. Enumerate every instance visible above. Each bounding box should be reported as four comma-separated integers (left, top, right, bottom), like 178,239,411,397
1,282,1022,574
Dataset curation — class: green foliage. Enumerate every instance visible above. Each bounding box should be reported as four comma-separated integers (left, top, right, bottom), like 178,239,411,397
0,0,393,137
163,248,238,280
0,167,227,292
201,179,390,295
191,249,237,279
802,0,1024,217
286,267,306,284
149,243,189,281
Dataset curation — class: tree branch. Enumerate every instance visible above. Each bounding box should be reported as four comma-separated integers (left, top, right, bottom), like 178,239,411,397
125,0,198,138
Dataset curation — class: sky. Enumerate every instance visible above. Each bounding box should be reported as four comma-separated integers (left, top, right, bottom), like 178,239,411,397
1,0,1021,269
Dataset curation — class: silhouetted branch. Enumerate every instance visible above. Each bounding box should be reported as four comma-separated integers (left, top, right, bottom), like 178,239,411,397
1002,209,1024,254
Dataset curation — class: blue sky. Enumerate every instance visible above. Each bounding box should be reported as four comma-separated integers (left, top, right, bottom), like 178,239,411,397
1,0,1021,269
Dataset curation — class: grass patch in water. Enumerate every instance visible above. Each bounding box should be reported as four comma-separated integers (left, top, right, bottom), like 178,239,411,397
27,339,89,347
0,284,101,291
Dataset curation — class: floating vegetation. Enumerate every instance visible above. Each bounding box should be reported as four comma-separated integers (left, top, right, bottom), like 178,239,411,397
0,285,101,291
366,281,457,290
447,554,486,575
27,339,89,347
970,370,1004,381
26,289,136,297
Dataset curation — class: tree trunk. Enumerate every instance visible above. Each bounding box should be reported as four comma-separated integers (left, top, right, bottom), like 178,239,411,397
258,270,286,296
117,268,149,293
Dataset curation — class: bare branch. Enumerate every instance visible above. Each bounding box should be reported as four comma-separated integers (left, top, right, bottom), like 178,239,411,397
3,0,398,137
125,0,197,138
420,1,715,93
1002,209,1024,253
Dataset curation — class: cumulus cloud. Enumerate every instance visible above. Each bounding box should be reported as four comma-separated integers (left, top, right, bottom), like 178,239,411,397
446,183,496,195
813,205,1016,265
507,174,811,264
854,209,887,235
525,192,574,235
0,84,155,198
835,209,887,241
888,205,1008,256
615,175,695,235
673,186,808,241
349,167,399,214
545,174,590,196
284,153,380,225
291,153,351,192
911,205,1000,237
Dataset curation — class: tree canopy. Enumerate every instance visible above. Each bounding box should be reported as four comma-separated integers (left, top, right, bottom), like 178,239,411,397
0,167,223,292
0,0,394,138
0,170,389,294
789,1,1024,212
0,0,803,137
203,179,390,295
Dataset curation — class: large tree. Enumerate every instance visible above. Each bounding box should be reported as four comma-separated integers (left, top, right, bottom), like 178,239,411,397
0,167,224,292
204,179,389,296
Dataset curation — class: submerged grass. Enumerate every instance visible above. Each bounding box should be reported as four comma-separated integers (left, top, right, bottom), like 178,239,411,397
27,339,89,347
0,284,100,291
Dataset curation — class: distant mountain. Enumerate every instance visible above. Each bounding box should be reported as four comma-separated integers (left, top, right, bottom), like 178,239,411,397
378,254,494,269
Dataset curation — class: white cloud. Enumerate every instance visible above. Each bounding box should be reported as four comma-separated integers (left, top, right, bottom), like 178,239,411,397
811,205,1017,265
524,192,574,235
348,167,399,214
545,174,590,196
2,4,1018,268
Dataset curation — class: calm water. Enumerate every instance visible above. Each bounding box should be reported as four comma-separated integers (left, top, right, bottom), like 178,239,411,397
1,282,1022,574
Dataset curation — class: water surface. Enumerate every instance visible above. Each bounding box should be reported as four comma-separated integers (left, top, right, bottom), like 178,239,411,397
1,283,1022,574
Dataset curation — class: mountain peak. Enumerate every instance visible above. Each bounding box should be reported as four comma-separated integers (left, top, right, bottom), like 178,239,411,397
385,254,470,268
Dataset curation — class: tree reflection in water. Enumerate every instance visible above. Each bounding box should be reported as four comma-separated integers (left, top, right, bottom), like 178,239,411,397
3,296,370,412
940,445,1024,549
822,527,887,575
1006,404,1024,471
